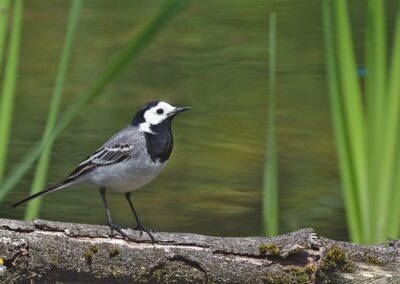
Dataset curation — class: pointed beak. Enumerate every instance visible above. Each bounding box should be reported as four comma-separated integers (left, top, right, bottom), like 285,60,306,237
170,106,190,117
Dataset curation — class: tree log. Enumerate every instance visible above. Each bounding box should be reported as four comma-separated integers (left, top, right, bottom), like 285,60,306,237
0,218,399,283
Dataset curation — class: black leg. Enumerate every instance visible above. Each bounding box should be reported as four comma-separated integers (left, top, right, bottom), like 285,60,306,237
99,188,128,239
125,192,155,242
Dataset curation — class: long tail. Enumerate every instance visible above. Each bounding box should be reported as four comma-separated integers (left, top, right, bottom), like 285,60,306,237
11,180,72,208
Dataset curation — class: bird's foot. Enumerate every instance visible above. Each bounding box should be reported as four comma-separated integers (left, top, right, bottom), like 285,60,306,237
109,223,129,239
134,221,155,243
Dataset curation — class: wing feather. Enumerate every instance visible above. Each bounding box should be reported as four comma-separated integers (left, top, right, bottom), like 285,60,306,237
64,144,134,183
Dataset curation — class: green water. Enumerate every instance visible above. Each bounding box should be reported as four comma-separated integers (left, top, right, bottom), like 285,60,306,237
1,0,387,240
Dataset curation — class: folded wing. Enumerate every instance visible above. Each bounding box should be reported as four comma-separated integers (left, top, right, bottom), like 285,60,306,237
64,144,134,183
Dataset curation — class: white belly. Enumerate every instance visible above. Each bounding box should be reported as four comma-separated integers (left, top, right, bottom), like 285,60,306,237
84,160,166,193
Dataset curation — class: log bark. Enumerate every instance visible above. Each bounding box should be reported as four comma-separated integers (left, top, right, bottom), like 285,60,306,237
0,218,399,283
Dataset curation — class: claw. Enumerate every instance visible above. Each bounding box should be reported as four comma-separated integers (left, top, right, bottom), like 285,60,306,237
109,223,129,239
134,221,155,243
133,224,143,236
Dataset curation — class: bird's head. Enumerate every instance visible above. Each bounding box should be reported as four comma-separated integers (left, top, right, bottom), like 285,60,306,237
132,101,190,133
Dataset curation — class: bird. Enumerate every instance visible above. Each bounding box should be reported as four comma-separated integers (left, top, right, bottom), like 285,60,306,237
11,101,190,242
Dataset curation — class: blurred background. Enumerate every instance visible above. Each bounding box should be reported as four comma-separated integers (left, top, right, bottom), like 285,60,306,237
0,0,397,242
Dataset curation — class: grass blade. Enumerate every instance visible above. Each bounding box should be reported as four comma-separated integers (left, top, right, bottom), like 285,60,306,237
263,13,278,236
366,0,386,133
0,0,23,182
0,0,191,203
365,0,386,242
24,0,82,220
387,4,400,237
0,0,11,69
322,0,362,243
334,0,369,243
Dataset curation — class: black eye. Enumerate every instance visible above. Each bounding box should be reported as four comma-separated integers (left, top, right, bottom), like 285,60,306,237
156,108,164,114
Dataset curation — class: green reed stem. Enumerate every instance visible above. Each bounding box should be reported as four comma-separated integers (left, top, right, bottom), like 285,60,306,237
24,0,82,220
263,13,278,236
323,0,400,243
0,0,11,69
387,3,400,238
0,0,23,183
322,0,362,243
334,0,370,243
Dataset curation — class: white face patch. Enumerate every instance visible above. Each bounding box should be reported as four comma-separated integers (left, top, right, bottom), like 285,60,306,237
138,122,155,134
138,101,176,134
143,102,176,125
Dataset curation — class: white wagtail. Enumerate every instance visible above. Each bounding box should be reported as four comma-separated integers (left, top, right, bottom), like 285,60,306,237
12,101,190,242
